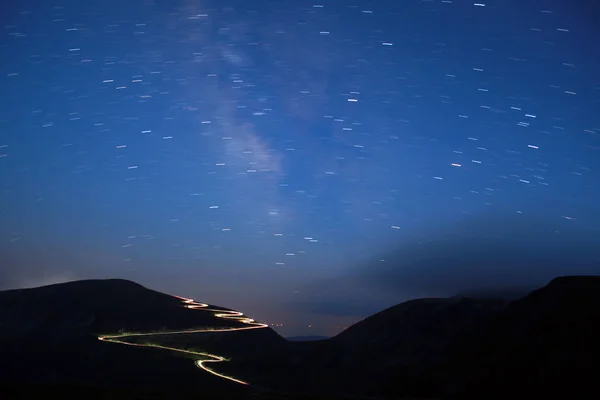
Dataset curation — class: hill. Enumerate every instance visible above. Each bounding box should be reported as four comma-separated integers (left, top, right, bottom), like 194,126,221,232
0,279,285,399
2,276,600,399
232,297,508,395
368,275,600,398
437,275,600,398
222,276,600,398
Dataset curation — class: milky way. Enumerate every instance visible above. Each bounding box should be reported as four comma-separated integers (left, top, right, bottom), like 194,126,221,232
1,0,599,336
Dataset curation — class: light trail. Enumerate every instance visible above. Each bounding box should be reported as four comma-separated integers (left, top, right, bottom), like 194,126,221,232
97,296,268,385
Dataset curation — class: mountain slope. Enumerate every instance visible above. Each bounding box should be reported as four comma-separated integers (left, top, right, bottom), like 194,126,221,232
223,296,509,396
3,276,600,399
0,279,284,398
0,279,250,336
331,296,508,367
238,275,600,398
439,275,600,398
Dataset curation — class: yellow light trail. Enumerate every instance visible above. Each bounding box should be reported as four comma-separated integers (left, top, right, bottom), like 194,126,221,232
97,296,268,385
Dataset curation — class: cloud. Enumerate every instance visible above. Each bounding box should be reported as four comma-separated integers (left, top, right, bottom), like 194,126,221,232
288,211,600,318
357,214,600,296
357,211,600,296
285,274,399,319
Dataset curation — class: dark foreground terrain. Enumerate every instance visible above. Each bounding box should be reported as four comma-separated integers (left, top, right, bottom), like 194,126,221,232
1,276,600,399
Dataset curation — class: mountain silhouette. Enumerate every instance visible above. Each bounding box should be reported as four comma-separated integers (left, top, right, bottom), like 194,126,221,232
1,276,600,399
0,279,286,399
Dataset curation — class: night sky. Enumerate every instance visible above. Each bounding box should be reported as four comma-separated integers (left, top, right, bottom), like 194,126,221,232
1,0,599,336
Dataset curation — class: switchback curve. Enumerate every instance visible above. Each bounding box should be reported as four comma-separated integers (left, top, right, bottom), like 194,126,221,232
97,296,268,385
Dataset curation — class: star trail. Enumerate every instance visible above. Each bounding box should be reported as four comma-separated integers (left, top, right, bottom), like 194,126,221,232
1,0,599,336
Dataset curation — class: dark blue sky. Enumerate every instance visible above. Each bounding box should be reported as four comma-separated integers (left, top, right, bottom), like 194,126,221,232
1,0,599,336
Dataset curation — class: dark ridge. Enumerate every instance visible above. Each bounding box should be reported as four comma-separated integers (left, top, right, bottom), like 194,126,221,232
0,277,278,335
0,278,166,306
0,278,284,396
4,278,146,292
334,296,507,342
329,297,507,370
435,275,600,398
3,275,600,399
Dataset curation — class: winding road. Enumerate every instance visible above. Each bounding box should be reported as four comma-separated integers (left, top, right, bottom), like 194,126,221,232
97,296,268,385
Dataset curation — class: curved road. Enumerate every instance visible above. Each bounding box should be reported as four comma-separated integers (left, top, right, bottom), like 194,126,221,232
97,296,268,385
